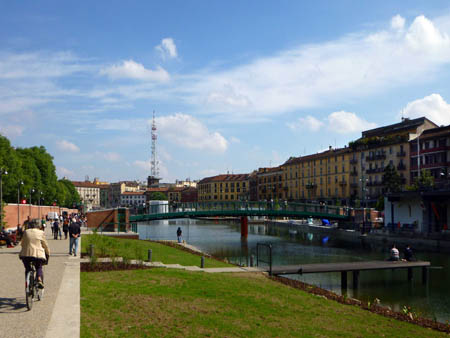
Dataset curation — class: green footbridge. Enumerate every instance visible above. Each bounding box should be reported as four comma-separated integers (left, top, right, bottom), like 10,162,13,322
129,201,351,222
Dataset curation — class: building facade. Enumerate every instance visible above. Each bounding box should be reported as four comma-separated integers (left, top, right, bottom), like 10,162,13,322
281,146,351,204
255,167,283,201
120,191,146,208
71,181,101,211
198,174,250,202
410,125,450,183
351,117,437,203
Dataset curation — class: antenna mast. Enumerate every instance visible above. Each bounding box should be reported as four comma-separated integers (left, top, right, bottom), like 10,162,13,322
150,111,159,178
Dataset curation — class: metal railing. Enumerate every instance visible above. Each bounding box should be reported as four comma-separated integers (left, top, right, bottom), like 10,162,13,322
256,242,273,275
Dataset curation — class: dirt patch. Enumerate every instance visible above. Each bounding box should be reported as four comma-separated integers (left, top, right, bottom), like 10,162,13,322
81,262,153,272
270,275,450,334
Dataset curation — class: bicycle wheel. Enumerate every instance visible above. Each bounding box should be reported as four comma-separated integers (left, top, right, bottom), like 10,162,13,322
25,271,34,310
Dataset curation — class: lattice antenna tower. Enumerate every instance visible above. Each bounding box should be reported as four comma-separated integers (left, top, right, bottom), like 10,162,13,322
150,110,159,178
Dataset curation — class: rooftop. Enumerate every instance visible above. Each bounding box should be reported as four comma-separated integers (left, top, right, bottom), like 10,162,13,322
362,117,436,138
199,174,249,184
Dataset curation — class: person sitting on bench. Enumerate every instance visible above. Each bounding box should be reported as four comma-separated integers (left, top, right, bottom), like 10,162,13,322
389,244,400,261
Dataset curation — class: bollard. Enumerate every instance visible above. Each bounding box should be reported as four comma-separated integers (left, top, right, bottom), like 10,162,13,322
201,256,205,268
148,249,152,262
250,255,254,267
89,244,95,257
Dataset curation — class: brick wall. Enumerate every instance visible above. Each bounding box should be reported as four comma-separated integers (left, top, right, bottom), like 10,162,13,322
3,204,78,230
86,208,130,231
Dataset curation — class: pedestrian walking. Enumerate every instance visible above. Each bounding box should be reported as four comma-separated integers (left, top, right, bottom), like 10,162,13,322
69,220,81,256
53,220,60,240
176,227,182,243
63,219,69,239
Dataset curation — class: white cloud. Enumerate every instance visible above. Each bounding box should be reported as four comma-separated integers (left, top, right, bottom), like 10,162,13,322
56,166,75,178
133,160,150,171
287,115,324,131
183,14,450,117
401,94,450,126
103,152,121,162
156,113,228,153
288,111,376,134
156,38,178,59
327,111,377,134
0,124,24,138
56,140,80,152
391,15,405,31
99,60,170,82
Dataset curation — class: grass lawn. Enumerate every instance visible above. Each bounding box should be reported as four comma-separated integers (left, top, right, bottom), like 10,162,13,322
81,268,446,337
81,234,233,268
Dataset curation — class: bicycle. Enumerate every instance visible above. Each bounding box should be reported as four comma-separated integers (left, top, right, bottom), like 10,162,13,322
25,264,44,310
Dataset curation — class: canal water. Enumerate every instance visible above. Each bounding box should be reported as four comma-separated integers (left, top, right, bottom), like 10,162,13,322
138,218,450,323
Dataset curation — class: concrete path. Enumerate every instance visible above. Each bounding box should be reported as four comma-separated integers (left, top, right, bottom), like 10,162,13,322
80,256,264,274
0,226,80,338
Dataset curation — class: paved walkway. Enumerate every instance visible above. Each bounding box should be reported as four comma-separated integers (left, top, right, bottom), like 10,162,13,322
0,226,80,338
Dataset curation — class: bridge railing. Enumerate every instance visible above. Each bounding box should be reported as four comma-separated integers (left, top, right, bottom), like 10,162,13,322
139,201,350,217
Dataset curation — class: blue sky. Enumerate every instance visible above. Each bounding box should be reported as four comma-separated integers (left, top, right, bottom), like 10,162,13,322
2,1,450,183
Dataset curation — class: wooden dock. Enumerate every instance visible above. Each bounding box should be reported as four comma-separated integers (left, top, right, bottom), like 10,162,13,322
269,260,431,289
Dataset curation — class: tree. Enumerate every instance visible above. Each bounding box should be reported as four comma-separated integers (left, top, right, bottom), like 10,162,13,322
375,196,384,211
149,192,167,200
58,179,80,207
408,170,435,191
382,164,403,193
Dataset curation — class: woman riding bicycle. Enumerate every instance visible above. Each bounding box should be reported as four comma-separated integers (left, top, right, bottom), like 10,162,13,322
19,219,50,289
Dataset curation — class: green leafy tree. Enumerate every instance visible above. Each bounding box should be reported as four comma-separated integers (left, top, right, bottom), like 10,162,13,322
58,179,80,207
149,192,167,200
382,164,403,193
0,134,24,202
375,196,384,211
409,170,435,191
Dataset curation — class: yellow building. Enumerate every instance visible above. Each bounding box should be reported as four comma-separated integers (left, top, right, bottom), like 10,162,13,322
198,174,250,202
256,167,283,201
281,146,352,203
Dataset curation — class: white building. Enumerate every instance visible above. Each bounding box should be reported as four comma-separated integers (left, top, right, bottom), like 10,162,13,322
120,191,146,207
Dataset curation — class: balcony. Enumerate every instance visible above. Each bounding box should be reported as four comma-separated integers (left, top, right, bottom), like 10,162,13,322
366,152,386,161
339,180,347,186
350,158,358,164
397,163,406,171
350,170,358,176
350,183,359,188
306,183,317,189
397,151,406,157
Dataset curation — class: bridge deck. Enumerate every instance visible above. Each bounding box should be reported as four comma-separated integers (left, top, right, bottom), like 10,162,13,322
270,260,430,275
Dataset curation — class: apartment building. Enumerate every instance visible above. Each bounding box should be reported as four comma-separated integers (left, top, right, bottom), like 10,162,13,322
410,125,450,182
255,167,283,201
198,174,250,202
350,117,437,202
281,146,351,204
71,181,101,211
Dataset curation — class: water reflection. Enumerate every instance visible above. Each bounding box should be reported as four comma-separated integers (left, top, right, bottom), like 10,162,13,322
138,218,450,323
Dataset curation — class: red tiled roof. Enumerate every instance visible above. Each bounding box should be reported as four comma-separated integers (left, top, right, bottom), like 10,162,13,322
122,191,145,195
71,181,100,188
146,187,169,192
198,174,249,184
282,147,351,166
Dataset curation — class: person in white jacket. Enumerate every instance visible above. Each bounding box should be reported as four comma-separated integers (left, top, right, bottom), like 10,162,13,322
19,219,50,288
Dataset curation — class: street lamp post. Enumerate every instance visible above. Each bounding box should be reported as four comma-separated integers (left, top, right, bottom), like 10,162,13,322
29,188,35,218
38,191,43,220
17,181,23,227
0,168,8,229
359,177,369,234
